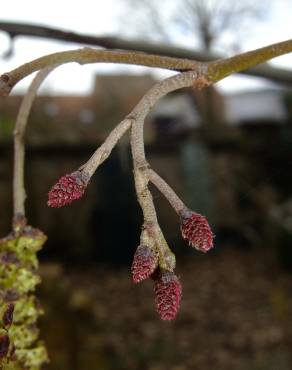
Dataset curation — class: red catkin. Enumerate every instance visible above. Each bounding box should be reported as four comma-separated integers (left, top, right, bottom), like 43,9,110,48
131,245,158,283
154,271,182,321
180,210,214,252
47,171,89,208
0,335,10,359
2,304,14,330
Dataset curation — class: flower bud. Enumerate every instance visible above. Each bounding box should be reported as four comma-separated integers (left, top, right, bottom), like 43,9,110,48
131,245,158,283
48,171,89,208
154,271,182,320
180,210,214,252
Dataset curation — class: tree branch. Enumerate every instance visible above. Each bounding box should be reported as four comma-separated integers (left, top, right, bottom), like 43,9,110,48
208,39,292,82
0,21,291,84
129,71,207,270
76,71,205,270
0,39,291,97
13,67,55,229
0,48,201,96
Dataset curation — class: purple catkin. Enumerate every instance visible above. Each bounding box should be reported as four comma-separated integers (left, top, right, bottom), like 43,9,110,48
0,335,10,359
2,303,14,330
154,271,182,321
48,171,88,208
180,211,214,252
131,245,158,283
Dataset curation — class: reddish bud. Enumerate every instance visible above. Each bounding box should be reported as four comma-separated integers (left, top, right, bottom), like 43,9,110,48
180,210,214,252
154,271,182,321
48,171,89,208
2,304,14,330
0,335,10,359
131,245,158,283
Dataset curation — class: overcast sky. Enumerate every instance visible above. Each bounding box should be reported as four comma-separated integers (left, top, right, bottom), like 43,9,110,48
0,0,291,95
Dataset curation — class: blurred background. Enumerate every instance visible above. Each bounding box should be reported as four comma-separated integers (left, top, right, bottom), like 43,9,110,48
1,0,292,369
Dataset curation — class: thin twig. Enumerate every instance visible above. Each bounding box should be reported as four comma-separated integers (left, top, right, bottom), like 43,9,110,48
129,71,207,166
13,67,56,228
147,169,186,214
131,120,176,272
80,70,206,179
79,118,132,177
130,71,201,213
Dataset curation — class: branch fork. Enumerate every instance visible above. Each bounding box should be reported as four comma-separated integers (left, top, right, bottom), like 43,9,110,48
27,71,200,276
0,38,290,341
